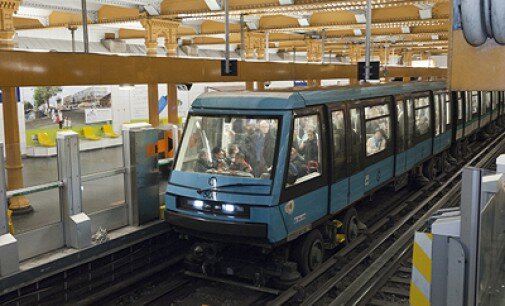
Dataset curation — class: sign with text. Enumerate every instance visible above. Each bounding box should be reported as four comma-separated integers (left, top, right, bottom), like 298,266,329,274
85,108,112,124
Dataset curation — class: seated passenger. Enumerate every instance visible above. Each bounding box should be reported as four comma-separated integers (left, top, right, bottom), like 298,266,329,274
229,153,253,173
299,128,319,162
290,147,307,176
366,129,387,155
211,147,229,171
227,144,240,163
194,150,212,172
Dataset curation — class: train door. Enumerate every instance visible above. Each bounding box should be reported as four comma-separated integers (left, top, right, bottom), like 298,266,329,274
395,97,408,175
405,93,432,169
443,92,453,147
347,106,365,204
328,107,349,214
281,107,329,234
362,98,394,193
433,92,443,153
465,91,479,136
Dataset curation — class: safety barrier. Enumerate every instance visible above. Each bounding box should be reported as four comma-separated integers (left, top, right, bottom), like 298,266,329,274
0,123,173,277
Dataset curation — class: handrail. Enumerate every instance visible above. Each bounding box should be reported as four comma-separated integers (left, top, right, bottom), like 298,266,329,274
6,181,63,199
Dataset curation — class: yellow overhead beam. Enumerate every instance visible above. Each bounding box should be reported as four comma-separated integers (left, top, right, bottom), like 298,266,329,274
0,50,446,86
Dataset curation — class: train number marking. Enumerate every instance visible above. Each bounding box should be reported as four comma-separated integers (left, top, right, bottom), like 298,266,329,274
294,213,306,224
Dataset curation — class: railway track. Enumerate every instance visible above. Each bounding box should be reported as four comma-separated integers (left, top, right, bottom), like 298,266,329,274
268,130,505,306
101,131,505,306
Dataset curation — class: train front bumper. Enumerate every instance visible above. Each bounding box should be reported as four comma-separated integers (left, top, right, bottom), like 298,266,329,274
165,210,269,244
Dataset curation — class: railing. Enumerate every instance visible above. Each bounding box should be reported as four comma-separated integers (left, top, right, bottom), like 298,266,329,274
0,123,172,277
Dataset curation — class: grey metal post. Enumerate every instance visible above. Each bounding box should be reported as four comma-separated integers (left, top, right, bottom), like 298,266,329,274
57,131,91,249
224,0,230,74
364,0,372,81
0,143,19,276
240,14,245,61
81,0,89,53
122,123,159,226
460,167,482,306
69,27,76,52
321,29,326,64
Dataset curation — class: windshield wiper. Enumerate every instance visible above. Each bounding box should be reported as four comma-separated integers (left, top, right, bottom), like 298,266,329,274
196,183,270,194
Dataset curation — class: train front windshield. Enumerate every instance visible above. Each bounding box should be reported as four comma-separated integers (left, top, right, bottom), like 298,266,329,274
175,115,280,180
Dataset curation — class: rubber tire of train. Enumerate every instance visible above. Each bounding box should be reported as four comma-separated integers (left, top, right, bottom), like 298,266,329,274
422,158,436,180
461,0,488,46
343,207,359,245
491,0,505,44
293,229,324,276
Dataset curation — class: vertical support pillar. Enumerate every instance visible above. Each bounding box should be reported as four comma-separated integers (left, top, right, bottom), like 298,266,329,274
2,87,31,213
256,82,265,91
57,131,91,249
167,83,178,125
459,167,483,306
245,82,254,91
0,0,20,50
148,83,159,127
0,142,19,276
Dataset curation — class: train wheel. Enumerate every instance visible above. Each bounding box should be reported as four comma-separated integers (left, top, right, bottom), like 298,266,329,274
293,229,324,276
343,208,359,245
423,158,436,180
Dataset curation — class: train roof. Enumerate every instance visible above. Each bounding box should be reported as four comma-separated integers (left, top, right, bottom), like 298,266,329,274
191,81,447,111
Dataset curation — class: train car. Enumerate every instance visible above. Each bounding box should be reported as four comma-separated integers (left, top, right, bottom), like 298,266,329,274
164,82,500,285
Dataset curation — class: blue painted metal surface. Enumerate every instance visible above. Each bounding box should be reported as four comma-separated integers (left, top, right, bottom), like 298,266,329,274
279,186,328,236
330,179,349,214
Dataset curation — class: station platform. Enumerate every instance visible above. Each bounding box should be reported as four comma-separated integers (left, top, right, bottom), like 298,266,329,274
25,137,123,158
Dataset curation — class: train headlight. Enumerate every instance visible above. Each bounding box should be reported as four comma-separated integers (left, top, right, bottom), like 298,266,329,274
193,200,204,209
222,204,235,213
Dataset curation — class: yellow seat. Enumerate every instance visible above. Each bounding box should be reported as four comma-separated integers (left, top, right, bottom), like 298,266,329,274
37,132,56,147
83,127,101,141
102,124,119,138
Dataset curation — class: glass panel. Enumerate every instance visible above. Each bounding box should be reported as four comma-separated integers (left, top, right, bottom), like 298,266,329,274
331,111,346,179
287,114,322,186
396,100,405,151
12,189,61,234
458,97,463,121
365,116,390,156
415,106,431,136
415,97,430,108
446,102,452,125
365,104,389,119
176,115,280,179
81,146,124,176
350,108,362,168
477,173,505,305
82,174,125,214
22,156,58,187
472,92,479,115
434,95,440,136
16,156,60,234
407,99,414,147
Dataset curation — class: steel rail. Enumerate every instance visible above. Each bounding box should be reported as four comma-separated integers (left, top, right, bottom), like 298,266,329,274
350,136,505,305
319,131,505,306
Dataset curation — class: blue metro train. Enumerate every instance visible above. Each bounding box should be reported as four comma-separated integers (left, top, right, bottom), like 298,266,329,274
165,82,505,282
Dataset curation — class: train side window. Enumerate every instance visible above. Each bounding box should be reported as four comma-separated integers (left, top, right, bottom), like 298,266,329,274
471,92,479,118
396,100,405,152
407,99,414,147
331,110,346,180
414,97,431,136
287,114,322,186
349,108,363,171
458,95,463,121
445,99,452,126
434,94,440,136
365,104,390,156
